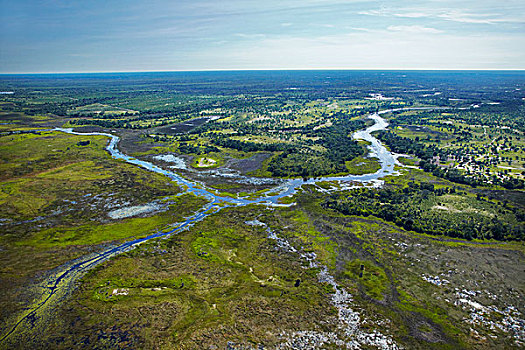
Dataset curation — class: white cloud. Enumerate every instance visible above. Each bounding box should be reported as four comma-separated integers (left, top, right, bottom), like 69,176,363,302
393,12,430,18
234,33,266,39
220,29,524,70
358,9,385,16
387,25,443,34
359,7,525,25
347,27,374,32
437,11,496,24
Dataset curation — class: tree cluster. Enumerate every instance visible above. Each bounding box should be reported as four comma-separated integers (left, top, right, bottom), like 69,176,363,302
324,183,524,241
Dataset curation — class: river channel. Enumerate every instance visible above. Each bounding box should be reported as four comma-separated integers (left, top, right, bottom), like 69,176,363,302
0,107,442,345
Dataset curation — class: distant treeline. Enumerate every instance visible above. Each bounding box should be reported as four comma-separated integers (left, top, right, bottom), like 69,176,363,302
214,137,289,153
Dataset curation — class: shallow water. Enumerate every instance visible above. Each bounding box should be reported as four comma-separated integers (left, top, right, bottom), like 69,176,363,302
0,107,444,345
55,109,413,217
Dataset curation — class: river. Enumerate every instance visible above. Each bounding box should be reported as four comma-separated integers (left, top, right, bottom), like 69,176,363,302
0,107,443,346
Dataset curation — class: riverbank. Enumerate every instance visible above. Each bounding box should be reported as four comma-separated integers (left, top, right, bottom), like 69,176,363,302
0,107,459,348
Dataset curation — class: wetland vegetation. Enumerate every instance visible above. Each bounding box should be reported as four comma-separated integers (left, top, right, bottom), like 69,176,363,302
0,70,524,349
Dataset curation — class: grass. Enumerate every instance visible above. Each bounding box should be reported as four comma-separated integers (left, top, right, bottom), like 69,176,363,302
17,193,207,247
191,154,222,169
383,167,458,189
0,126,207,334
276,208,338,268
396,287,463,347
35,160,113,181
0,131,111,181
0,130,193,242
345,156,381,175
246,157,277,178
51,205,336,348
92,275,195,302
1,97,524,349
343,259,389,300
397,156,417,166
69,103,138,116
293,188,525,348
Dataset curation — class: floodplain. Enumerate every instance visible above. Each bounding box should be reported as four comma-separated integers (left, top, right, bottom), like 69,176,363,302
0,71,523,349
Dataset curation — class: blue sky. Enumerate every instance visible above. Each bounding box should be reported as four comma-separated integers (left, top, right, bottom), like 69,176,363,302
1,0,524,72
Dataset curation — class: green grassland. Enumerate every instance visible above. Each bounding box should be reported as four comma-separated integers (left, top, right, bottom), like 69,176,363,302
345,155,381,175
0,127,208,338
17,193,207,247
0,131,188,236
44,205,336,349
343,259,389,300
1,76,524,349
191,154,223,169
35,187,525,349
69,103,139,117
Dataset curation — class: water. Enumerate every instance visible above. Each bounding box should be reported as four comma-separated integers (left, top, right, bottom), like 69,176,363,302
56,111,397,207
1,107,444,345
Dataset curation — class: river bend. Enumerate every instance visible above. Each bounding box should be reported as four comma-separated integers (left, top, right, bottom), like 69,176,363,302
0,107,444,345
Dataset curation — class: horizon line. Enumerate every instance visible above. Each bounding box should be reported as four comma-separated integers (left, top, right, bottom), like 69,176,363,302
1,67,525,75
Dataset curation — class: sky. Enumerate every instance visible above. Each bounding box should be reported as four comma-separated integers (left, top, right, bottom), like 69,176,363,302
1,0,524,73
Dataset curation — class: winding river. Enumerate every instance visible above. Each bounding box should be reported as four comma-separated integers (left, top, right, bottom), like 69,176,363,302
0,107,443,345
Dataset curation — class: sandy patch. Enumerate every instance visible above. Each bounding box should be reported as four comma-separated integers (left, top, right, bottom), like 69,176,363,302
432,205,450,211
196,157,217,168
153,154,187,170
108,203,162,219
